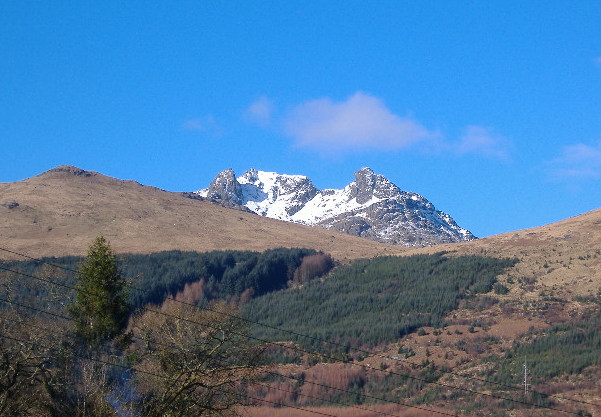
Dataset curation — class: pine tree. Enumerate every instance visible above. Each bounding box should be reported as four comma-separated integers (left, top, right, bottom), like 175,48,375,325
70,235,129,348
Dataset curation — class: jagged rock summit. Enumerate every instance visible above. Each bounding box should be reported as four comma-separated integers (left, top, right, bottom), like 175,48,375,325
196,168,476,247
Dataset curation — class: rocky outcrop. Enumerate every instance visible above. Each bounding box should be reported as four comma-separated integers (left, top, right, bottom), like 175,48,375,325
195,168,476,247
204,168,243,205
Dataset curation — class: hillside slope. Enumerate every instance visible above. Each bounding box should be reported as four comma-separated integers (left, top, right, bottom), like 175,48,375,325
409,208,601,298
0,166,404,261
2,165,600,300
3,166,601,415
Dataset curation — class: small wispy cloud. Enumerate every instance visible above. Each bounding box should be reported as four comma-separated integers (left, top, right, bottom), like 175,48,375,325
182,115,222,137
283,92,439,153
545,142,601,180
455,125,511,161
244,96,273,127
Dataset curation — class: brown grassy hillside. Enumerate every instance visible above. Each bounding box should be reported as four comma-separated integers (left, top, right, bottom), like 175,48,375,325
3,165,600,301
0,166,404,262
238,208,601,416
3,166,601,415
408,208,601,299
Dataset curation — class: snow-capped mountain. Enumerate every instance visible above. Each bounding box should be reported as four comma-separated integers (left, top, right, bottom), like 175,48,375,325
195,168,476,247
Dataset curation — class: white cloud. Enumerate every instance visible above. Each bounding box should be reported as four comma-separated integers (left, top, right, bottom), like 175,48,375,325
546,142,601,180
182,115,222,137
456,125,511,160
283,92,439,153
244,96,273,127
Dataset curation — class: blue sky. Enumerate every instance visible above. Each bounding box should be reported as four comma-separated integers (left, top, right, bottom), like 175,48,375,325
2,1,601,238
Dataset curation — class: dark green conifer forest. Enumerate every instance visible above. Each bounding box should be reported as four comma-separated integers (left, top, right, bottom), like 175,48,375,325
5,248,601,415
243,253,518,350
1,247,329,310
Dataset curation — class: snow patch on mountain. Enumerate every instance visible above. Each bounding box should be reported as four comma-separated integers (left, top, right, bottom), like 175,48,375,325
196,167,476,247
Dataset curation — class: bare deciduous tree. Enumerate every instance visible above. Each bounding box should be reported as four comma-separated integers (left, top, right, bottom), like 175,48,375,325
130,300,265,417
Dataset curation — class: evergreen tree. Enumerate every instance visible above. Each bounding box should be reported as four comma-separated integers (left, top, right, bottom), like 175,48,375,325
70,235,129,348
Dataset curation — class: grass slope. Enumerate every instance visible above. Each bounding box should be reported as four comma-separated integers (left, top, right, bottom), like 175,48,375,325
0,166,402,262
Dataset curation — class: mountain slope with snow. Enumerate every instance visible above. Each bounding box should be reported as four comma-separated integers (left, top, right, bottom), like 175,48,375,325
196,168,475,247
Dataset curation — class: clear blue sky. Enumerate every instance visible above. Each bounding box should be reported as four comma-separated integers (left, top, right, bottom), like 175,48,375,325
2,1,601,238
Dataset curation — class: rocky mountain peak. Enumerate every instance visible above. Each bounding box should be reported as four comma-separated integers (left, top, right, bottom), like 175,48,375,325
236,169,319,217
350,167,400,204
355,167,377,182
205,168,243,205
195,168,476,247
240,168,260,184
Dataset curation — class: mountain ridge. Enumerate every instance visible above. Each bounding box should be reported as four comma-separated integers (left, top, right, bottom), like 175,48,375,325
3,165,601,415
2,164,601,301
196,167,475,247
0,165,403,261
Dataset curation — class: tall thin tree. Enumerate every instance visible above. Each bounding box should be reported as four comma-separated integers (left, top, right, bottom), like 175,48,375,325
70,235,129,348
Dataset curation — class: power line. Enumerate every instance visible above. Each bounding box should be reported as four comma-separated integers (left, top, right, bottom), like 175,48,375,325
0,247,597,413
0,292,483,417
0,252,594,416
1,249,595,412
0,296,457,417
0,332,345,417
3,248,597,413
0,246,536,393
0,266,588,416
0,245,547,393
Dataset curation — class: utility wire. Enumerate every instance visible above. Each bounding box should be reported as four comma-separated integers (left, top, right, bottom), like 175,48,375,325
0,247,597,413
1,250,595,412
3,247,599,412
0,332,344,417
0,296,458,417
0,246,545,391
0,245,565,396
0,266,587,416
